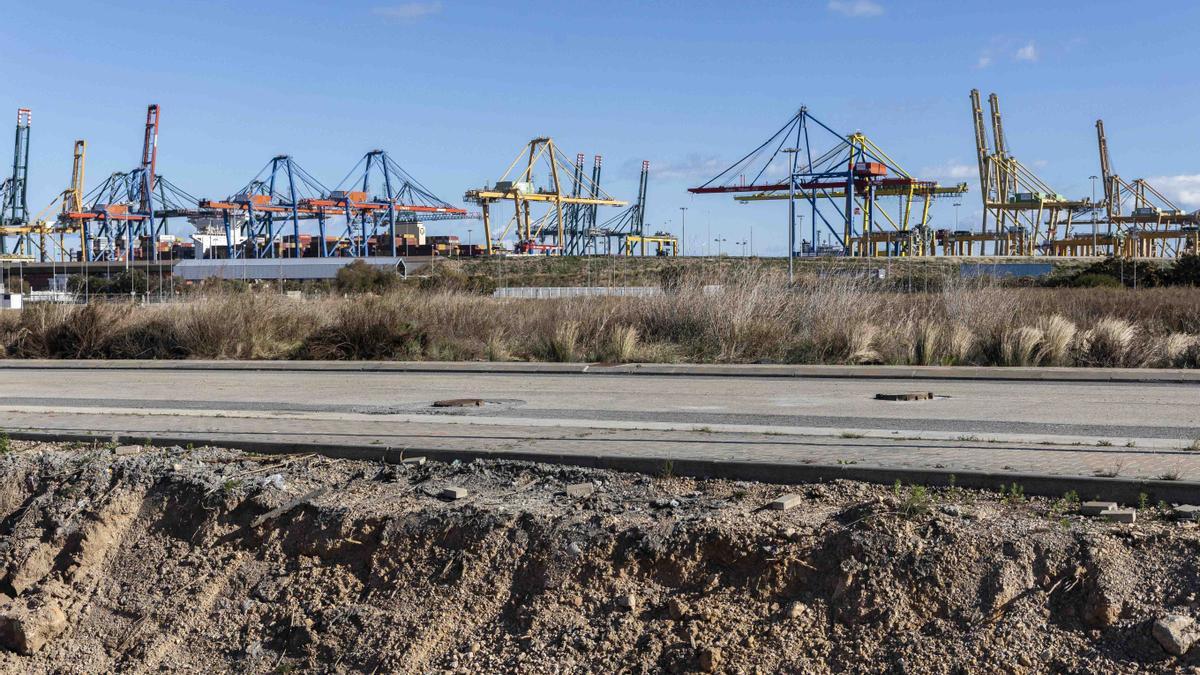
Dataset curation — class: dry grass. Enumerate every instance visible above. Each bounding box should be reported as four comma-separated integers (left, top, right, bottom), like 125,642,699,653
0,273,1197,367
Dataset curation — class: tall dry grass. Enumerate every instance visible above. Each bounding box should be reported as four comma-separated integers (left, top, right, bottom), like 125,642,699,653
0,273,1197,368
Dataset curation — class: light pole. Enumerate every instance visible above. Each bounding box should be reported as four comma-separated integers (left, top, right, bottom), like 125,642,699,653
1089,175,1098,254
467,228,473,248
679,207,687,256
714,237,726,256
782,148,799,283
953,202,961,230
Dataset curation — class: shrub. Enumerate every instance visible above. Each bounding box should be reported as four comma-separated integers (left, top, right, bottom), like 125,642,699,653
1070,273,1121,288
297,297,427,360
335,260,402,294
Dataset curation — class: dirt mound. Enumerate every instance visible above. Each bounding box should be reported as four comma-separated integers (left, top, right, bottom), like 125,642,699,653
0,442,1198,672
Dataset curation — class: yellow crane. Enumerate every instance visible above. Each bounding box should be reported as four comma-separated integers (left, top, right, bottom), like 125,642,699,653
17,140,87,261
464,137,626,254
971,90,1092,255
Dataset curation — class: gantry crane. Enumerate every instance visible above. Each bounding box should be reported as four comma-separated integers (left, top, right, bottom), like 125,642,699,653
0,108,32,256
690,107,967,261
200,150,468,259
464,137,627,255
59,104,211,261
1091,119,1199,257
971,90,1093,255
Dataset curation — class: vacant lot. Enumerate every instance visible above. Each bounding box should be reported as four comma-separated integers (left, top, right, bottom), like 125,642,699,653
2,271,1199,367
1,442,1198,672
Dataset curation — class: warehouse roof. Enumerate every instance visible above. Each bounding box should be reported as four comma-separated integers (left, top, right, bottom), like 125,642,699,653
173,257,407,281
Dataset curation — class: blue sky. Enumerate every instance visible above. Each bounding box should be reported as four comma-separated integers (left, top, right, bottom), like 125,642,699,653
2,0,1198,254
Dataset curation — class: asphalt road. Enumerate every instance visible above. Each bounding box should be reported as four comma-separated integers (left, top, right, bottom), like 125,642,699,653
0,362,1197,483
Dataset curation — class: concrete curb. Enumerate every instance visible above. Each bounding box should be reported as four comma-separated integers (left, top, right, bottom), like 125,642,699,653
0,359,1196,383
14,429,1200,505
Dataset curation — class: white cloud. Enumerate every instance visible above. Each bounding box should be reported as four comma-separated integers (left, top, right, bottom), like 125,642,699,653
1148,175,1200,208
921,161,976,181
373,1,443,21
827,0,884,17
1015,42,1038,62
976,55,993,69
632,155,727,182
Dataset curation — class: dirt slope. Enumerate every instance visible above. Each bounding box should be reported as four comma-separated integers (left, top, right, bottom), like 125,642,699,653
0,441,1198,673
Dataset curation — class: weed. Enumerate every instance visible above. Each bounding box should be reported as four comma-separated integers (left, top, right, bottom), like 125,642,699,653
1187,439,1200,452
1138,492,1149,511
955,434,980,442
221,478,244,495
659,459,675,479
892,479,902,497
839,431,865,439
1157,469,1183,481
1000,482,1025,505
902,485,932,517
1097,440,1113,447
1125,441,1136,448
0,432,9,454
1063,490,1080,506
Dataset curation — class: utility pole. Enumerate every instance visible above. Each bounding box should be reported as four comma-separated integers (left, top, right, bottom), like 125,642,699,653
679,207,687,256
1089,175,1098,255
953,202,961,230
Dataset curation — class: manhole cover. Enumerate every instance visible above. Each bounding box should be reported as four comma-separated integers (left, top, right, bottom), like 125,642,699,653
432,398,485,408
874,392,935,402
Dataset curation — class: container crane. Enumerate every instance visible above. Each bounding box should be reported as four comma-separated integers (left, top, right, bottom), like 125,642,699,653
690,107,966,261
0,108,32,256
1090,119,1199,257
970,90,1093,255
464,137,627,255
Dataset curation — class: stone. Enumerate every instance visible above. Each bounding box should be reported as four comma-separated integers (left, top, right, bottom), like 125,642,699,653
1080,501,1118,516
1153,615,1200,656
439,487,469,501
667,598,688,620
699,647,722,672
1103,508,1136,524
616,594,637,610
113,445,142,456
786,601,807,619
565,483,595,499
402,456,427,466
1173,505,1200,521
0,602,68,655
769,494,803,511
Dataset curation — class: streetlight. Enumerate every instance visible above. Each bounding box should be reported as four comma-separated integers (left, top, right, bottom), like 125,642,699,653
713,237,726,256
782,148,799,283
1089,175,1099,254
679,207,688,256
953,202,961,230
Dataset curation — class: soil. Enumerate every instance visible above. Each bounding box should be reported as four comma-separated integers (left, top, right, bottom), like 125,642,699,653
1,440,1199,673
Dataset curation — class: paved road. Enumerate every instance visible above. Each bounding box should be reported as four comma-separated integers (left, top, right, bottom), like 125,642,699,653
0,363,1197,483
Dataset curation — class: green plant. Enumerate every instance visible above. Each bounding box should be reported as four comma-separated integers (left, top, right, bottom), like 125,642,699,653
902,485,932,517
221,478,244,495
892,479,902,497
1138,493,1149,511
1157,469,1183,481
0,432,9,454
1063,490,1080,506
839,431,865,439
1097,440,1113,447
1000,482,1025,505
